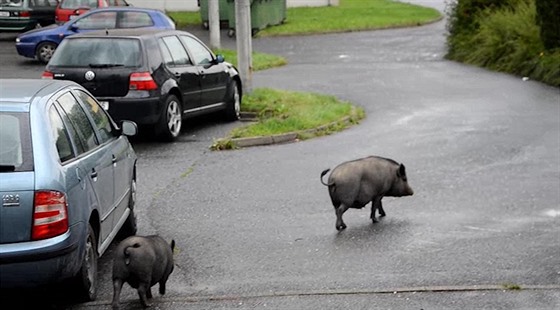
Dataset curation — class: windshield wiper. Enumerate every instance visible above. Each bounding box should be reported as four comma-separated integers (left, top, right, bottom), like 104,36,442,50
88,64,125,68
0,165,16,172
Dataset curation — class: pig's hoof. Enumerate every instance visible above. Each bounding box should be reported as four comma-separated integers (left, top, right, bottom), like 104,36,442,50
336,223,347,231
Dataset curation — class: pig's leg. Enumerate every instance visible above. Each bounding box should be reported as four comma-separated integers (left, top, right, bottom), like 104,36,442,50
370,197,384,223
137,283,153,308
377,197,385,217
335,203,349,231
159,276,169,295
111,279,124,310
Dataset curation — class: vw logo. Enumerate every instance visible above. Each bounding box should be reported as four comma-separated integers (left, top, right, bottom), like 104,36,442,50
84,71,95,81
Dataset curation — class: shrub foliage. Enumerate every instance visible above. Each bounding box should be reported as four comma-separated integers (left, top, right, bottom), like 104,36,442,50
535,0,560,50
446,0,560,87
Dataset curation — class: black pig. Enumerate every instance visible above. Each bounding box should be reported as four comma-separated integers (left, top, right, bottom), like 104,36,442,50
321,156,414,231
111,235,175,310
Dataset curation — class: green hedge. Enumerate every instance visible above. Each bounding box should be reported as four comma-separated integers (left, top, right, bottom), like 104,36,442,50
446,0,560,87
535,0,560,50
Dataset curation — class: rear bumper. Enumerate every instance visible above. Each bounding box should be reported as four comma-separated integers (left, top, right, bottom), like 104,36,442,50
98,92,164,126
0,223,83,288
0,18,36,32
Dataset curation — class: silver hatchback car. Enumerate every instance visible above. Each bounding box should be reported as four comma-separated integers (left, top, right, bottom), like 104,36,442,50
0,79,138,301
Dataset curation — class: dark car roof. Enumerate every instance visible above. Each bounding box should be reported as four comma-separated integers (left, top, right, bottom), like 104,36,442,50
65,28,192,40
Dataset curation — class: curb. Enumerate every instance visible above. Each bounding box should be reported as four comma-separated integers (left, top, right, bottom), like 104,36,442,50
227,115,355,149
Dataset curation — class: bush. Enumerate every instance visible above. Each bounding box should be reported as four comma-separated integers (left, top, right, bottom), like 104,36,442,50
535,0,560,50
446,0,560,87
446,0,509,36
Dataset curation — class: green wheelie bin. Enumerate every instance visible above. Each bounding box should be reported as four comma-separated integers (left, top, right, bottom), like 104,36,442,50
226,0,286,37
199,0,230,29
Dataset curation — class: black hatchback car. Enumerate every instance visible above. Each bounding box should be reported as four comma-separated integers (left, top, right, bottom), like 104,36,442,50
43,28,242,141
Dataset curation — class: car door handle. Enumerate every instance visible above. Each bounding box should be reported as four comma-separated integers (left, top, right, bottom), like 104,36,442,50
112,155,117,166
76,168,86,190
90,168,98,181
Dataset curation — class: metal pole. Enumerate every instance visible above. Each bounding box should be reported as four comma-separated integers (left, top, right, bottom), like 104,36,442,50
208,0,221,49
235,0,252,94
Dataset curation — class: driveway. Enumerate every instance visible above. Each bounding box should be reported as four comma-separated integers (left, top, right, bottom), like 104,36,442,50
117,1,558,308
2,0,559,309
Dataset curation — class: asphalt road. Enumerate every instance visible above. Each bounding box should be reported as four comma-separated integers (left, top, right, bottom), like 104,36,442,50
1,1,559,309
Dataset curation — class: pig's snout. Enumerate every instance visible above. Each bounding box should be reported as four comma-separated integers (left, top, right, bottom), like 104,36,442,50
403,184,414,196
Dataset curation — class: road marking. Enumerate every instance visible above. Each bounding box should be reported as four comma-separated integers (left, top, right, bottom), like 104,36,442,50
544,209,560,217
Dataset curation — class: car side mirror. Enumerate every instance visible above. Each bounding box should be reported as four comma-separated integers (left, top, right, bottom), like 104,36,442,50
69,23,79,32
214,54,225,64
120,120,138,137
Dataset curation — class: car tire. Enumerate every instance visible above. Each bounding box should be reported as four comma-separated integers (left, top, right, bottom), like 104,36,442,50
72,223,98,302
118,178,137,238
223,79,241,121
156,94,182,142
36,42,57,64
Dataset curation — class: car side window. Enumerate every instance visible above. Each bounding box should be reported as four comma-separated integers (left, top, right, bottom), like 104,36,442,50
0,114,23,168
119,11,153,28
159,36,191,66
74,90,115,144
180,35,213,65
48,105,75,163
74,11,117,30
56,92,99,154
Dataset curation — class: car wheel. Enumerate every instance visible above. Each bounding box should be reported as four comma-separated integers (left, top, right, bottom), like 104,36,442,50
118,178,137,238
36,42,57,64
72,224,98,301
156,94,182,142
223,79,241,121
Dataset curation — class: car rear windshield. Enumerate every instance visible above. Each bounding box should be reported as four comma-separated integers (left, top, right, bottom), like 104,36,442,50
0,112,33,173
0,1,23,8
49,38,142,68
60,0,100,9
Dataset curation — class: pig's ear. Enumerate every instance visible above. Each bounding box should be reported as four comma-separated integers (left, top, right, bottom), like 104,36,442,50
397,164,406,178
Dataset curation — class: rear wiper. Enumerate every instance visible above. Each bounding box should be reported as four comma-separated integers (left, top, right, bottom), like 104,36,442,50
0,165,16,172
88,64,125,68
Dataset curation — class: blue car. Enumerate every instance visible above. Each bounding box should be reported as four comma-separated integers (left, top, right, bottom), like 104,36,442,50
0,79,138,301
15,6,176,63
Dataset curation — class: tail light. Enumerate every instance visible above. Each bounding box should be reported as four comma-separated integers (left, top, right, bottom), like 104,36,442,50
42,71,54,79
19,11,31,17
32,191,69,240
129,72,157,91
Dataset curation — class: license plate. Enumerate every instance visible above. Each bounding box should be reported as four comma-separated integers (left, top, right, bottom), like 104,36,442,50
99,101,109,110
0,11,10,17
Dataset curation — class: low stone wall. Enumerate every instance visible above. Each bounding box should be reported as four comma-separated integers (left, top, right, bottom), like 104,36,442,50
127,0,339,12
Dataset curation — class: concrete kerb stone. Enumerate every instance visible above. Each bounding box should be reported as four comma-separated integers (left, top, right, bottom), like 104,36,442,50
228,115,355,149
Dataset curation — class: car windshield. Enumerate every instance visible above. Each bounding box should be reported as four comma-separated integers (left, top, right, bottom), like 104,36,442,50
49,37,141,67
60,0,100,9
0,0,23,7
